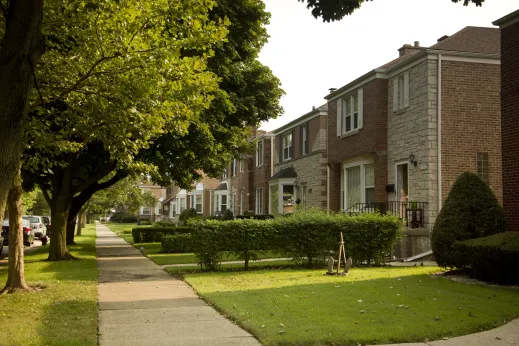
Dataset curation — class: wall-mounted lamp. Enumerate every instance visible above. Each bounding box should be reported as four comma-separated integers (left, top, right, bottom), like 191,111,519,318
294,181,299,189
409,152,417,167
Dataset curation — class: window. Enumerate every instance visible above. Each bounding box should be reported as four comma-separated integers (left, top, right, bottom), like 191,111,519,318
232,159,237,177
283,133,292,161
256,188,263,214
220,195,227,212
179,197,186,213
339,90,363,135
342,161,375,210
364,164,375,204
195,194,202,213
222,168,228,179
256,140,264,166
142,207,151,215
477,152,489,184
239,160,244,173
301,184,307,208
301,124,308,155
393,72,409,111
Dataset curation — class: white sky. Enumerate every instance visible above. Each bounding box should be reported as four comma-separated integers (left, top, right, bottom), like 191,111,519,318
258,0,518,131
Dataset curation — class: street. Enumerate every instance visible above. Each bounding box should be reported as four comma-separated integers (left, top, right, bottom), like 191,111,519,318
0,239,45,260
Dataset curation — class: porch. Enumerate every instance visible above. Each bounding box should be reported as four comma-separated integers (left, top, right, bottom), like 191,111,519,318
347,201,428,229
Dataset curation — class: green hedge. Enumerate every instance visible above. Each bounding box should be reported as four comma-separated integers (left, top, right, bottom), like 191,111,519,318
161,234,193,253
189,211,403,270
453,232,519,284
132,227,191,243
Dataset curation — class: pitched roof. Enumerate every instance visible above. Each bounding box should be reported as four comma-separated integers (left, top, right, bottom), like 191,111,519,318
429,26,500,54
378,49,425,70
270,166,297,180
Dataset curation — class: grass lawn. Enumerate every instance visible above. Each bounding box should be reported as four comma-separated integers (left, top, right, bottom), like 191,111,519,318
185,266,519,346
104,222,140,243
0,224,98,346
165,259,296,276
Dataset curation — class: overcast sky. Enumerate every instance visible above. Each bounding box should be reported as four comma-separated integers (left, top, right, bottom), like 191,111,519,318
258,0,518,131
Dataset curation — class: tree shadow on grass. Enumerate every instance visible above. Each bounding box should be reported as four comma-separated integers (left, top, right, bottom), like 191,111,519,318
186,268,519,346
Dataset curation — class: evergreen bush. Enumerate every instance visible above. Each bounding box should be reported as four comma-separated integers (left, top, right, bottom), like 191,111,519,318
161,234,193,253
132,226,191,243
179,208,198,225
431,172,506,268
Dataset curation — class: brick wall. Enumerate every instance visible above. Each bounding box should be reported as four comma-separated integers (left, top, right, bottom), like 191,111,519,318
327,78,388,211
441,60,502,204
501,19,519,232
252,136,273,214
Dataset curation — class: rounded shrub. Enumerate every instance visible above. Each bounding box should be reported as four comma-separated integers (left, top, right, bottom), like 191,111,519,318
222,209,234,220
431,172,505,268
179,208,198,226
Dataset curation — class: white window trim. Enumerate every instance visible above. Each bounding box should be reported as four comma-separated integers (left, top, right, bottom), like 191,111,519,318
393,72,410,112
395,161,411,201
232,159,237,177
269,178,297,215
342,159,374,210
282,133,292,161
256,188,264,214
141,206,151,215
340,89,363,136
256,140,264,167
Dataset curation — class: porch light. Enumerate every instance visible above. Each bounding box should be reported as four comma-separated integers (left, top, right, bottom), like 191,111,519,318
409,152,417,167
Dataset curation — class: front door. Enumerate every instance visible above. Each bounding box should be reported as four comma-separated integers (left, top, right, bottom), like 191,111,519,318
396,163,409,217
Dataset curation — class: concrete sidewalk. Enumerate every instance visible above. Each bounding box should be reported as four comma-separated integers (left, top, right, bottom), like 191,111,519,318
96,224,260,346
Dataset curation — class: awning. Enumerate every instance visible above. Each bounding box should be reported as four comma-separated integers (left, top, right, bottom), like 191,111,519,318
216,182,228,191
270,166,297,180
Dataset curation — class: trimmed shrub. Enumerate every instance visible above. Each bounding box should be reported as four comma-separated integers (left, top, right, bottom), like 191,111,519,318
236,214,274,220
132,226,191,243
161,234,193,253
189,211,403,270
153,219,177,227
110,212,138,223
453,232,519,284
432,172,506,268
179,208,198,226
222,209,234,220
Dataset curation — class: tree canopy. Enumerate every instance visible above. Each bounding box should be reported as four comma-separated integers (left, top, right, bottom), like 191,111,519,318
299,0,485,22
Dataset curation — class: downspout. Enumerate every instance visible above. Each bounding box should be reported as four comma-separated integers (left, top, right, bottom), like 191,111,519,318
437,54,442,216
326,113,330,214
270,136,274,177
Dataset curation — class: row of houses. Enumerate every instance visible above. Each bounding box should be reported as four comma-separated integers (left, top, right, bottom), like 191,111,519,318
146,16,516,259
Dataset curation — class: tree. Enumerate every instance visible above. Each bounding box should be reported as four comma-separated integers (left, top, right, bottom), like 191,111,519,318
23,0,283,261
431,172,505,268
0,0,45,229
1,167,30,294
21,0,227,260
299,0,485,22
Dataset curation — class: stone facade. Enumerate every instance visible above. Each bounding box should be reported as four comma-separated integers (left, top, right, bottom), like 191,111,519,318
494,10,519,232
387,58,439,229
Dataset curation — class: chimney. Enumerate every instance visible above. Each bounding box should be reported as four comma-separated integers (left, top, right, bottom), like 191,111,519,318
312,106,315,110
398,41,421,57
328,88,337,93
437,35,449,43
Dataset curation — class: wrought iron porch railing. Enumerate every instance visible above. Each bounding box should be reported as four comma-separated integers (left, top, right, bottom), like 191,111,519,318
346,201,427,229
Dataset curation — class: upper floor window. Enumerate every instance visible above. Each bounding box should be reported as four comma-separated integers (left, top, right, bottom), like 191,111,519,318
283,133,293,161
301,124,308,155
336,88,363,137
239,160,244,173
393,72,409,112
232,159,237,177
477,152,489,184
256,140,264,166
142,207,151,215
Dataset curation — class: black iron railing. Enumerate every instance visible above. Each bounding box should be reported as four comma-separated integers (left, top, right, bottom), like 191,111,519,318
346,201,427,229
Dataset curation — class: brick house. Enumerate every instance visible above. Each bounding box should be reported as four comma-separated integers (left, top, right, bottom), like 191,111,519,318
326,27,502,257
161,173,220,218
252,130,275,215
494,10,519,232
269,105,328,215
138,183,166,222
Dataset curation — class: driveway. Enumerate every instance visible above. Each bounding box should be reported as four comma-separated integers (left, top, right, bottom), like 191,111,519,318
0,239,45,260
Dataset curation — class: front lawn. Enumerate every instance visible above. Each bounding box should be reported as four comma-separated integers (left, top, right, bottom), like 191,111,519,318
0,225,98,346
185,266,519,346
104,222,140,243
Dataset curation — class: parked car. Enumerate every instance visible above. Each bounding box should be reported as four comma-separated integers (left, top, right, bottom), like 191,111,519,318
41,216,51,237
1,219,35,247
22,215,47,238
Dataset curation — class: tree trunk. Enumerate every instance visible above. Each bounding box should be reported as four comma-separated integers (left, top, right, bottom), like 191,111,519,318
0,0,45,226
48,165,73,261
1,167,30,294
66,215,76,245
76,208,83,236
